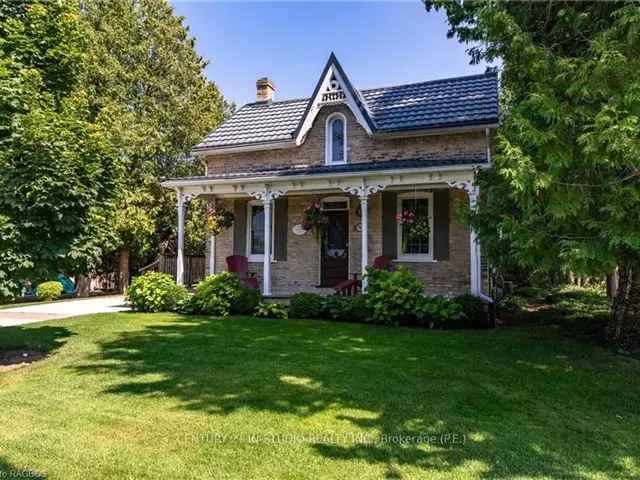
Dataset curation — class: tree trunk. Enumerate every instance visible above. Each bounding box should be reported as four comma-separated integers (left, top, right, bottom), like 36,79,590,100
75,274,90,298
118,248,130,293
609,263,640,352
606,269,618,301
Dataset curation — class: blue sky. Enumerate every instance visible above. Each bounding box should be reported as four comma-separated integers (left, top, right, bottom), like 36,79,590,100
171,1,490,106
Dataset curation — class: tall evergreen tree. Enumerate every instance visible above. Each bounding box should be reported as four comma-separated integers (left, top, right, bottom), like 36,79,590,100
424,1,640,349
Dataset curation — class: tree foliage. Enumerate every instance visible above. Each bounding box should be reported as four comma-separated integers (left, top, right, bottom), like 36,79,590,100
82,0,227,264
0,0,122,296
0,0,227,298
425,1,640,348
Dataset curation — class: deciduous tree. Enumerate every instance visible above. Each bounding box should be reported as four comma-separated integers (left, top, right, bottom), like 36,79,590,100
82,0,228,288
0,0,123,297
425,1,640,349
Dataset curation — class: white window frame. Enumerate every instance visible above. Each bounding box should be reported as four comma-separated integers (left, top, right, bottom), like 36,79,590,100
396,192,434,262
325,112,347,165
321,196,350,211
246,200,274,263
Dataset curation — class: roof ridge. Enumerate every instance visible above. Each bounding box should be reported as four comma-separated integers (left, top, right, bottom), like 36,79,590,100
233,72,496,110
360,72,498,94
243,97,309,107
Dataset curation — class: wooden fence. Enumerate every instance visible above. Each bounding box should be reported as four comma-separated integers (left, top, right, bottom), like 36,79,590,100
89,272,120,292
139,255,205,287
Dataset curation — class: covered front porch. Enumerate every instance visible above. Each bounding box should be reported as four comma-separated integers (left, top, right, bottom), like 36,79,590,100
162,162,485,299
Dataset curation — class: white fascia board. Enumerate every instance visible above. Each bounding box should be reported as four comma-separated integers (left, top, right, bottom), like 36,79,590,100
161,163,486,193
191,140,297,157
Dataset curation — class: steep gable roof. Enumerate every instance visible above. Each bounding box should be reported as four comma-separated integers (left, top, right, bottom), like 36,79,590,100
193,54,499,154
293,52,375,143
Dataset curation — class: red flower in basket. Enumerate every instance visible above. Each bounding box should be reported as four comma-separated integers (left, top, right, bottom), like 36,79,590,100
396,209,415,224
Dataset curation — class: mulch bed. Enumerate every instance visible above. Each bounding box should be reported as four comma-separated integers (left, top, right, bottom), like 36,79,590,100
0,350,48,372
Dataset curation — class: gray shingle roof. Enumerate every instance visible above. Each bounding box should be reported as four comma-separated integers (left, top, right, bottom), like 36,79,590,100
197,98,308,149
165,155,488,182
194,71,498,152
360,74,499,132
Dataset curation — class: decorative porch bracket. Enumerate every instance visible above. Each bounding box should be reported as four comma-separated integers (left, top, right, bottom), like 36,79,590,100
248,187,288,296
341,181,387,292
176,190,201,285
447,179,481,296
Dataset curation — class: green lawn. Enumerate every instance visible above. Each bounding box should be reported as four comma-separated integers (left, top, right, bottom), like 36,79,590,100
0,313,639,479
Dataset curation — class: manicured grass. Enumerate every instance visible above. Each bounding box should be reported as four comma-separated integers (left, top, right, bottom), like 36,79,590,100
0,313,639,479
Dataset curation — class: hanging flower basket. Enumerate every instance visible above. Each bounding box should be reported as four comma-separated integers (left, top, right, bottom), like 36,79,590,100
396,208,430,250
205,205,235,236
302,200,328,238
407,218,431,241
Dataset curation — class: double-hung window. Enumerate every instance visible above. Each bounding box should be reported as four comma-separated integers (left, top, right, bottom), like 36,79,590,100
247,201,273,262
397,192,434,261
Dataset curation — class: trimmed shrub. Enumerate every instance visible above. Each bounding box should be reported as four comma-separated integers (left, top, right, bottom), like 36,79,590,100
126,272,188,312
254,302,288,319
365,266,425,325
415,295,465,328
36,281,63,301
189,272,244,317
321,295,370,323
455,294,488,328
289,292,324,319
232,286,262,315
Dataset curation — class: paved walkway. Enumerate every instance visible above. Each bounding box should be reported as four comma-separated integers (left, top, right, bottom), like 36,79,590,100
0,295,129,327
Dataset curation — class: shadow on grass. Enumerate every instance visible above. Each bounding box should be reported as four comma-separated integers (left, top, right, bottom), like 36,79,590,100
75,315,639,479
0,456,46,478
0,324,73,355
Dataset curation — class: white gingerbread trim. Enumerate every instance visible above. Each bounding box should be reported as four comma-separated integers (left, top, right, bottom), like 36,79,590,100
248,188,288,203
447,179,478,208
295,56,373,146
176,189,201,207
341,182,386,199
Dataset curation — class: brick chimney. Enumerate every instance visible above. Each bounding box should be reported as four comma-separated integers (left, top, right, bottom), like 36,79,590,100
256,77,275,102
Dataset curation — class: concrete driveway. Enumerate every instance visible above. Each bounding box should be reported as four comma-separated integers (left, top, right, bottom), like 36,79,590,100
0,295,129,327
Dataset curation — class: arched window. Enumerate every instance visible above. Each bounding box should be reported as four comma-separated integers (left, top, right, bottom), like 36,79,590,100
325,113,347,165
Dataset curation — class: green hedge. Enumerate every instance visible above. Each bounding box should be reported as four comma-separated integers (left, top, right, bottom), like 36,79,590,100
186,272,262,317
289,292,324,319
126,272,188,312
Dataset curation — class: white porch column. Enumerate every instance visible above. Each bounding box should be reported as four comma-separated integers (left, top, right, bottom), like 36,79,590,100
342,180,387,293
249,187,286,297
176,192,186,286
469,186,481,296
263,198,273,296
359,194,369,291
448,179,481,296
208,234,216,276
208,198,216,276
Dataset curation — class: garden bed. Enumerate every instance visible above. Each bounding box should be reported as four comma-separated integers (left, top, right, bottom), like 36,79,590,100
0,350,48,372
